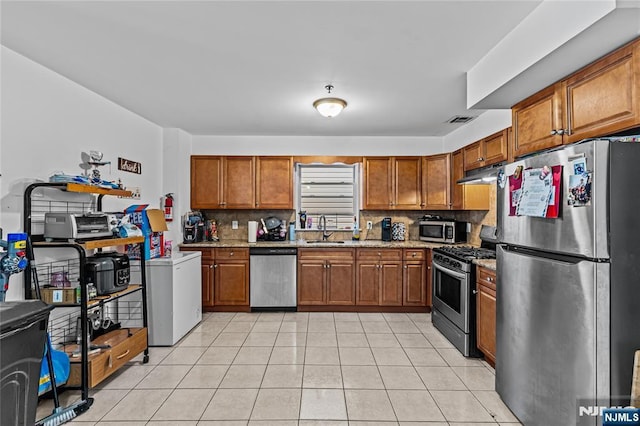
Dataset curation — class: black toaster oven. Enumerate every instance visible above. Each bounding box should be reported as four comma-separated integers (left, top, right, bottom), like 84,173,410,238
86,252,130,295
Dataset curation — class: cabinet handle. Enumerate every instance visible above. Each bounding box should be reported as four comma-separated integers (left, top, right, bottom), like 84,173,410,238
556,129,565,135
477,157,484,162
487,277,494,282
214,264,218,268
116,349,131,360
472,289,478,295
377,252,381,256
404,265,408,269
550,130,558,135
412,252,417,257
230,252,234,256
327,264,331,269
209,264,214,269
256,203,259,207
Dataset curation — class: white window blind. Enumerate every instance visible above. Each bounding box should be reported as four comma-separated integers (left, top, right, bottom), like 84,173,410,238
297,164,359,230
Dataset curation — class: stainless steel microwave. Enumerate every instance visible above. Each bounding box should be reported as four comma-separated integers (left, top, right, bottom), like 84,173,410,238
418,220,467,243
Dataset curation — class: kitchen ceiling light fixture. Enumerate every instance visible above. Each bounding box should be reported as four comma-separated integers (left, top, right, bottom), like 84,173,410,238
313,84,347,118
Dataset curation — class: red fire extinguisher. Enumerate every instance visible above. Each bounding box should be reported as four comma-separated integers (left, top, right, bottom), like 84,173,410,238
164,193,174,222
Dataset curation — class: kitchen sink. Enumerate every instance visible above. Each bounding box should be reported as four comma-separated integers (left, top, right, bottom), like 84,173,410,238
305,240,345,244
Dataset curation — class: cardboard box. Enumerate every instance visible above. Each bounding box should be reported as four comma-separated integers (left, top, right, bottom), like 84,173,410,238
124,205,169,260
41,287,80,304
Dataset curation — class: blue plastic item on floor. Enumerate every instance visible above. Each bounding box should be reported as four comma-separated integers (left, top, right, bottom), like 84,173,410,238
38,335,70,396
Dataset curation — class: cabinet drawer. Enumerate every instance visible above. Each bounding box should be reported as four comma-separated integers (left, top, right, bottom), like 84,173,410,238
477,267,497,291
298,248,355,261
181,247,214,259
357,248,402,261
69,327,147,388
215,248,249,260
403,249,425,261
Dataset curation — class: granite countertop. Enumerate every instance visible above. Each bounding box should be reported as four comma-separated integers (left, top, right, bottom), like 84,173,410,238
473,259,497,270
179,239,454,249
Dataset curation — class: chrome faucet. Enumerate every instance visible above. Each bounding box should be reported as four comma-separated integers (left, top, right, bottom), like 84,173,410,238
319,215,333,241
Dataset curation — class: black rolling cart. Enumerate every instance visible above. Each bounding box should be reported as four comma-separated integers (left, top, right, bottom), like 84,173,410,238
23,182,150,424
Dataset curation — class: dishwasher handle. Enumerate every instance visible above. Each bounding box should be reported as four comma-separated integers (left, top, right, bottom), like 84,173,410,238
249,247,298,256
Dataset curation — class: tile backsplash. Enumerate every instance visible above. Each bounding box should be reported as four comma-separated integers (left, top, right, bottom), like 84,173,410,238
200,185,496,245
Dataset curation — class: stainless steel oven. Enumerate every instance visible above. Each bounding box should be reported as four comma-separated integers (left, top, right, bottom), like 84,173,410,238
432,258,470,333
431,247,487,357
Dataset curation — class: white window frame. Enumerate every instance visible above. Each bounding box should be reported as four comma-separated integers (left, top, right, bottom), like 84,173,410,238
294,163,360,231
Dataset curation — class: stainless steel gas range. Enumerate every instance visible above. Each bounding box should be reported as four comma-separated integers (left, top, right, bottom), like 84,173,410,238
431,228,497,357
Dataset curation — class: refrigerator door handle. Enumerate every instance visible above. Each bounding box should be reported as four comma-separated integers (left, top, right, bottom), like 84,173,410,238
502,244,586,265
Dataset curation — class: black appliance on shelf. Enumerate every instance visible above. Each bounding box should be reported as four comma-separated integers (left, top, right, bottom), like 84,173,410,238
86,251,130,296
381,217,392,241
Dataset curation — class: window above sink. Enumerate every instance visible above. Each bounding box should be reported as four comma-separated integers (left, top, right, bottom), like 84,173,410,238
295,163,360,231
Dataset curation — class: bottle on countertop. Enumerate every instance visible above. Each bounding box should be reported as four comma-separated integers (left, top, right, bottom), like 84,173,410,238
352,216,360,241
307,216,313,229
289,222,296,241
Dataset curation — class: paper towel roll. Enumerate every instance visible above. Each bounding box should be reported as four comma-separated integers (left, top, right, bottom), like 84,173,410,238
248,221,258,243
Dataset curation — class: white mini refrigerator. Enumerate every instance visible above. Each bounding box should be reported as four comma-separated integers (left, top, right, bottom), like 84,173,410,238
131,251,202,346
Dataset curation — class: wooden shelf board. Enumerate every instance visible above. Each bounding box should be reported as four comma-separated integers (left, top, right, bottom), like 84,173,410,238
65,182,132,197
33,236,144,250
87,284,142,307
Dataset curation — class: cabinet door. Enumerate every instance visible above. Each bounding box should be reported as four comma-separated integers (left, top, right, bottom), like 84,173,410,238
356,262,379,305
422,154,451,210
191,156,223,209
512,83,564,158
223,156,255,209
463,142,484,171
214,260,249,306
564,42,640,143
379,261,402,306
201,261,215,308
477,283,497,365
403,261,426,306
483,128,509,165
326,260,356,305
450,150,464,210
298,260,326,305
393,157,422,209
256,156,293,209
362,157,392,209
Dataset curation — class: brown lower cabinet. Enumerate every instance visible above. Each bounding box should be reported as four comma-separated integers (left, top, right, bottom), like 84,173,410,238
181,247,249,311
403,249,430,307
298,249,356,305
356,249,403,306
476,265,497,367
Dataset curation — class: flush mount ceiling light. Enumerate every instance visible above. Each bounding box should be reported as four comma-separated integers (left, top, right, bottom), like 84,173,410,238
313,84,347,118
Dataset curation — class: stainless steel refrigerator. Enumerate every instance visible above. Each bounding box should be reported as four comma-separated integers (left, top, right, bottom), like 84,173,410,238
496,139,640,426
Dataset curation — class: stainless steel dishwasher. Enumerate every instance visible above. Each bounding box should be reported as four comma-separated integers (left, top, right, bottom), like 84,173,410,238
249,247,297,311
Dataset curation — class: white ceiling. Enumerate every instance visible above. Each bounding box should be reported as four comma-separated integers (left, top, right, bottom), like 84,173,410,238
1,1,638,137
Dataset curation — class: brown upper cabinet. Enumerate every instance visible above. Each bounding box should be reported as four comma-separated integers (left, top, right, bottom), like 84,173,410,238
362,157,422,210
463,128,509,171
191,155,293,209
451,149,490,211
422,153,451,210
256,156,293,209
512,38,640,158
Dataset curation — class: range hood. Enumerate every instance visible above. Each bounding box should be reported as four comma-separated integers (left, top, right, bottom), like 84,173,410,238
457,162,503,185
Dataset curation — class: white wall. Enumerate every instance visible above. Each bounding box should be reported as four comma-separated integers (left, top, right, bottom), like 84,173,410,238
162,128,192,248
0,47,163,299
443,110,512,152
192,135,444,156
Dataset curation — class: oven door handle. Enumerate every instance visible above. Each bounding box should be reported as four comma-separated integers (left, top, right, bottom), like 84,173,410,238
432,261,467,280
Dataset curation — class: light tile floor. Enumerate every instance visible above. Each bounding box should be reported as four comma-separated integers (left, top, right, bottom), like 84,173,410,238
37,311,522,425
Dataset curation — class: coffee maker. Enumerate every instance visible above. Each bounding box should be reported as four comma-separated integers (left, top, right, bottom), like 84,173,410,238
183,211,205,243
381,217,392,241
